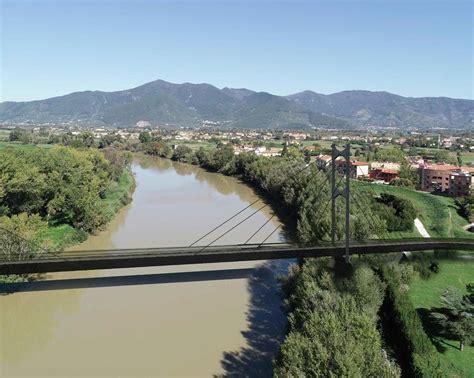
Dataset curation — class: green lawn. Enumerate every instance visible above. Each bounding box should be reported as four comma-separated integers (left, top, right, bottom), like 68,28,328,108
409,259,474,377
40,224,87,251
416,147,474,165
460,152,474,164
354,182,473,239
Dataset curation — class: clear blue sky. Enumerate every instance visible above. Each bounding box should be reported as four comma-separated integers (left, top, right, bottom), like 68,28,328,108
1,0,472,102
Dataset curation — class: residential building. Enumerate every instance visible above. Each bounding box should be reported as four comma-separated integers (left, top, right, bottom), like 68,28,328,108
370,162,401,172
418,163,458,193
314,154,332,170
449,171,473,197
369,168,399,183
335,160,369,178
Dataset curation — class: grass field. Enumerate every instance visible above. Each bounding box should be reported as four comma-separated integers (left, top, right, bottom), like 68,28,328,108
40,224,87,250
169,139,215,151
0,141,53,150
416,147,474,165
409,259,474,377
460,152,474,164
354,182,473,239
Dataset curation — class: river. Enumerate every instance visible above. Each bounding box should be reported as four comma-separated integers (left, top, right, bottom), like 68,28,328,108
0,156,289,377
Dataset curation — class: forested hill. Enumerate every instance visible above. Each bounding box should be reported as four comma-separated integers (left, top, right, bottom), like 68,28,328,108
1,79,472,129
287,90,474,130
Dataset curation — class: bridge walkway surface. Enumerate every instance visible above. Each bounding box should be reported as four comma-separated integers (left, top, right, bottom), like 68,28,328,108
1,238,473,275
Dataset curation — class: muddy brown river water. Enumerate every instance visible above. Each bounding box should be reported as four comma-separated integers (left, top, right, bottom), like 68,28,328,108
0,156,289,377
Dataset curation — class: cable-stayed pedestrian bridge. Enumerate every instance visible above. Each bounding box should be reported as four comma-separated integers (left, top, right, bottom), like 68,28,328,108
1,238,474,275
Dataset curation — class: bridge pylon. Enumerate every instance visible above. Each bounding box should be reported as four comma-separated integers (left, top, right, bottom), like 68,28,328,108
331,143,351,263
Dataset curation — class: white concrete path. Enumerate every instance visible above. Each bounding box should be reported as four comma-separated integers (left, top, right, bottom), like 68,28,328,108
414,218,430,238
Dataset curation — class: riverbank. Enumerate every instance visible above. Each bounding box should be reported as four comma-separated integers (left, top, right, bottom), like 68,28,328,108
0,168,135,285
41,169,136,251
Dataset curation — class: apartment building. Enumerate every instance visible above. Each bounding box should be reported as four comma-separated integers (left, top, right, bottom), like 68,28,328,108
418,163,458,193
449,171,473,197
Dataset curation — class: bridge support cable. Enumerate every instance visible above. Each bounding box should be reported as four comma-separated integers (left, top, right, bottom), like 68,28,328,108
256,171,339,249
254,163,339,248
349,182,392,240
351,182,398,240
350,190,391,241
0,226,84,271
188,160,328,248
244,214,275,245
196,204,268,253
202,168,333,251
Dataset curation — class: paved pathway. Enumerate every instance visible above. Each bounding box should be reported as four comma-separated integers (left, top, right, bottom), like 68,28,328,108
414,218,430,238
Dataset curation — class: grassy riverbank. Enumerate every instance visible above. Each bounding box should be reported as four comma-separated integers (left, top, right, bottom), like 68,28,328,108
0,145,136,286
408,259,474,377
40,169,135,251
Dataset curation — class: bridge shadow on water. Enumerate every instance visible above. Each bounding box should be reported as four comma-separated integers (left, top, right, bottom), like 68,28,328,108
1,260,293,378
0,268,256,294
217,259,292,378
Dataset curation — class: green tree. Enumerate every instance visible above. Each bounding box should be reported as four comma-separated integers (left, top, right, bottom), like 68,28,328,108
172,145,194,163
139,131,152,143
9,129,25,142
457,152,463,166
430,286,474,351
274,261,399,377
81,131,95,148
396,162,418,188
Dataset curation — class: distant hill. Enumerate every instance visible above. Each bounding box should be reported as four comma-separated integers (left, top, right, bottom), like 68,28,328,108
1,79,472,129
287,90,473,129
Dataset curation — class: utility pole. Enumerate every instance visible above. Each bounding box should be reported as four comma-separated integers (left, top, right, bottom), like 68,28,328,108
331,143,351,264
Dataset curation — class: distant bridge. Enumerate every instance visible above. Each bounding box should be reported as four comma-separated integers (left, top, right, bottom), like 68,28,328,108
1,238,473,275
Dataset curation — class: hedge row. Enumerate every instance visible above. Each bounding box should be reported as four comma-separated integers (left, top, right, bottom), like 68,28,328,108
382,265,443,377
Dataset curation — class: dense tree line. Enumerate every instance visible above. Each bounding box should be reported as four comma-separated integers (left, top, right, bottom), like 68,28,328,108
373,193,417,232
167,144,388,243
274,260,400,376
0,146,131,233
382,264,443,376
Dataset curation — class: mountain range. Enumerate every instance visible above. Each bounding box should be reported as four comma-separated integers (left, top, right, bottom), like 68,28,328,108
1,79,472,129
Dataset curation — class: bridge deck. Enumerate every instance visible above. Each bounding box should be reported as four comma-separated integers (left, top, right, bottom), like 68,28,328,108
1,238,473,275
